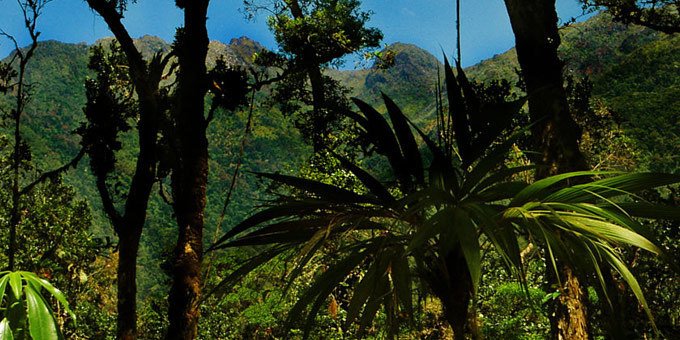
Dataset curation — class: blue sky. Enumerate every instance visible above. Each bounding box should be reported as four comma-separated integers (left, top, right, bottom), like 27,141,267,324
0,0,590,68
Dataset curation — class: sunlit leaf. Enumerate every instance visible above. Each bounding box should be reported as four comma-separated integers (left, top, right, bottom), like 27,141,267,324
0,319,13,340
7,273,22,300
25,285,59,340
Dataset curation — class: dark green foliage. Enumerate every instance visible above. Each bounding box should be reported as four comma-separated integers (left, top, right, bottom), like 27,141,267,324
0,271,76,339
465,13,680,172
0,134,106,338
581,0,680,33
211,76,679,338
208,58,249,112
265,0,382,65
479,283,549,339
78,43,135,178
269,70,354,147
592,33,680,172
1,10,678,337
247,0,382,149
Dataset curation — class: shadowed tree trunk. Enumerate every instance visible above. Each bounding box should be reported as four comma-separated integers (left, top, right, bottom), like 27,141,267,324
442,252,473,339
503,1,590,339
424,248,473,339
84,1,166,338
166,0,211,338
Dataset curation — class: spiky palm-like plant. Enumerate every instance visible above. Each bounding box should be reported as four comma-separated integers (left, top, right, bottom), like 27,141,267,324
209,60,679,338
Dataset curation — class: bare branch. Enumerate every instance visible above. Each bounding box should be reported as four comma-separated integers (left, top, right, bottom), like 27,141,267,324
19,148,86,195
0,29,23,60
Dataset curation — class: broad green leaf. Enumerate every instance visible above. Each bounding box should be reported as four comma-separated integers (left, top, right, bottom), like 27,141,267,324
22,272,74,322
383,93,424,185
357,275,390,337
283,229,330,296
542,202,660,249
351,97,410,187
0,275,9,306
510,171,620,206
477,181,529,201
545,173,680,202
346,251,390,326
331,151,395,204
7,273,22,300
0,319,13,340
463,127,528,193
602,249,658,334
208,245,291,299
453,209,481,293
469,164,535,195
25,285,59,340
287,249,368,332
468,96,526,158
540,213,660,254
210,201,330,250
602,202,680,220
390,250,414,320
443,56,472,164
254,172,376,204
408,208,450,251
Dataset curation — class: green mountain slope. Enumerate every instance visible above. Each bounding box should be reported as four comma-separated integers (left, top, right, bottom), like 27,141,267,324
462,14,679,171
2,11,678,297
329,42,442,118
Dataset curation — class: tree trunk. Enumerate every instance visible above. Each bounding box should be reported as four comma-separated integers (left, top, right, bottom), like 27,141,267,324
116,229,142,340
84,2,165,338
285,0,328,150
8,44,32,271
503,0,587,177
427,248,473,339
547,264,590,340
503,1,590,339
167,0,210,338
116,144,157,339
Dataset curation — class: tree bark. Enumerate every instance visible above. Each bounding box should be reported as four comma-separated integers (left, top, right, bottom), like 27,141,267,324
91,90,158,340
84,2,163,338
503,0,588,178
427,248,473,339
116,229,143,340
7,22,38,271
503,1,590,339
115,127,158,339
166,0,210,338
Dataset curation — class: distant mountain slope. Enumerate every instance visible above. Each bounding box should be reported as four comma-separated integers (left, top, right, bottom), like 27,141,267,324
461,13,679,171
329,43,442,118
2,11,678,298
2,13,677,225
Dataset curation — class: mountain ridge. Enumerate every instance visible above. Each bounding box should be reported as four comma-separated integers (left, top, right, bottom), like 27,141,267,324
2,11,677,300
4,12,678,175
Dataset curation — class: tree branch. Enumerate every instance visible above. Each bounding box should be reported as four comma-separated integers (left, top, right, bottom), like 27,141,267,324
19,147,86,196
96,172,123,231
86,0,148,86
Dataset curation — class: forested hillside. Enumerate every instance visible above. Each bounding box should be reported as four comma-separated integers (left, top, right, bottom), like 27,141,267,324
466,13,680,172
6,12,676,236
1,7,678,338
3,9,678,299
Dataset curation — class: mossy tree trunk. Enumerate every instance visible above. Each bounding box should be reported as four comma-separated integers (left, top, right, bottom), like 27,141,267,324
166,0,211,338
503,1,590,339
